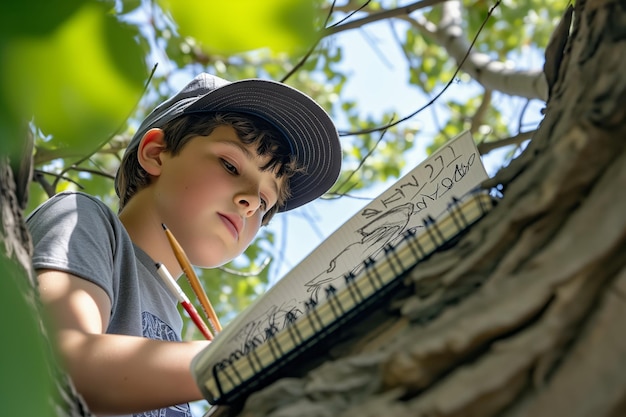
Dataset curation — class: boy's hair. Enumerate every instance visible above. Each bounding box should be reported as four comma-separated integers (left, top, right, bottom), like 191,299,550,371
116,112,300,224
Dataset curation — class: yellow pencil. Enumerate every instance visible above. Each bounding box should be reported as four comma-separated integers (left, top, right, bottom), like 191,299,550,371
162,223,223,334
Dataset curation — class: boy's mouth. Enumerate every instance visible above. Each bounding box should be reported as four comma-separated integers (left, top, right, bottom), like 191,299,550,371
218,213,242,240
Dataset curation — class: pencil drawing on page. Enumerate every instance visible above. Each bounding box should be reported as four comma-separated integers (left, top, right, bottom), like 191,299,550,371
304,201,415,301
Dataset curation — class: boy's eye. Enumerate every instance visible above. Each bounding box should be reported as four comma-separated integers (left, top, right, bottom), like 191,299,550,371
221,159,238,175
260,198,268,211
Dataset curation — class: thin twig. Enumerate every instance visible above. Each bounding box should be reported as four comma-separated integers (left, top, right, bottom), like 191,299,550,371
281,1,372,82
333,118,394,196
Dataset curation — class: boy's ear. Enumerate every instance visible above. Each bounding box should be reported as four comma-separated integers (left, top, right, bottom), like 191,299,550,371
137,128,166,176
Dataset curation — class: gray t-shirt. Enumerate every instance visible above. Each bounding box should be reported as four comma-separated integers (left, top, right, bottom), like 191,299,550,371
27,191,192,417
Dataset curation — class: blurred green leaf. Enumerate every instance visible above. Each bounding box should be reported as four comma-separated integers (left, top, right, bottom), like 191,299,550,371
1,1,146,155
1,257,56,417
159,0,320,55
0,0,86,37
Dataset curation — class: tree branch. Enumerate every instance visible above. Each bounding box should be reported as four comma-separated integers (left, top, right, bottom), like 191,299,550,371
410,0,548,100
327,0,548,101
470,89,493,134
325,0,446,34
339,1,501,137
477,129,536,155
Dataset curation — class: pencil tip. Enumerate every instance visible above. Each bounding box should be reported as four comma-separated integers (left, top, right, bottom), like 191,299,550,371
161,223,167,230
155,262,162,269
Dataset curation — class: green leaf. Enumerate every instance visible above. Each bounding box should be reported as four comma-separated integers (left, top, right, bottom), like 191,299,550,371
1,257,56,417
1,2,146,155
0,0,86,37
159,0,320,55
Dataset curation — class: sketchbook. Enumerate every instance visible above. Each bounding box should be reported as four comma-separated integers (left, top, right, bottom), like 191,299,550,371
191,131,493,405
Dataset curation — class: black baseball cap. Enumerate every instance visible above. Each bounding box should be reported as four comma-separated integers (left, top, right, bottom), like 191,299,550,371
116,73,342,211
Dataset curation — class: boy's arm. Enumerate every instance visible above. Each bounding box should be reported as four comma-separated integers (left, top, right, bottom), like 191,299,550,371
37,269,210,415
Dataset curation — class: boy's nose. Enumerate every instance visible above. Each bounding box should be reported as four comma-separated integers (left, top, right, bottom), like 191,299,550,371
236,193,261,217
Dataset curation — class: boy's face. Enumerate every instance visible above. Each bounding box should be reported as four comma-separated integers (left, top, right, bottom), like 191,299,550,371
152,125,283,267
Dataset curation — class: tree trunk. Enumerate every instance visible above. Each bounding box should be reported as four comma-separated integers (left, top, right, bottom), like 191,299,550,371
231,1,626,416
0,133,93,415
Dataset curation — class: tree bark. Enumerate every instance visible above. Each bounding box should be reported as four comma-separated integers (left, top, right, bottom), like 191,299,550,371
1,132,93,416
232,1,626,416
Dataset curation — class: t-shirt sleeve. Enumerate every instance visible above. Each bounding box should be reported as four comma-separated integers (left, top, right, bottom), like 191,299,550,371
27,192,121,303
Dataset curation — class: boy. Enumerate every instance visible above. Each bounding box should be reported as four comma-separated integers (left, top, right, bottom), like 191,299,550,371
27,73,342,416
